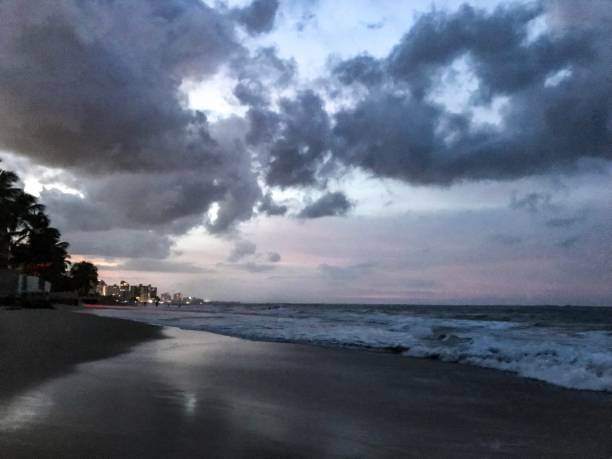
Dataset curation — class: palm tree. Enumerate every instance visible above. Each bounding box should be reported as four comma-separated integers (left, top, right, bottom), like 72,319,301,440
70,261,98,296
0,167,21,268
8,192,46,242
1,163,70,287
1,189,46,269
12,212,71,285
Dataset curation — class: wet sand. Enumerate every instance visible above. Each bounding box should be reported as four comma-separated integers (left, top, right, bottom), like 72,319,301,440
1,311,611,458
0,308,163,397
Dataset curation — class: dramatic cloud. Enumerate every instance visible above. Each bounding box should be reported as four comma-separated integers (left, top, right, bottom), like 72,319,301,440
0,0,275,246
298,192,352,219
0,0,238,172
319,2,611,186
2,0,611,289
247,90,333,188
333,54,385,87
65,229,173,259
232,47,296,108
243,0,611,192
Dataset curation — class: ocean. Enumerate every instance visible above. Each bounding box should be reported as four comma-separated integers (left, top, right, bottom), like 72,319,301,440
87,303,612,392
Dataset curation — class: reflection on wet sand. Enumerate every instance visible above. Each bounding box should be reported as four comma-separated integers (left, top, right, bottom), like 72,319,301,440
1,327,611,458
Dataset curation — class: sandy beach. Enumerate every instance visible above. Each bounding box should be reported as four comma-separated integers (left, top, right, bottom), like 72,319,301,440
0,308,163,398
1,308,611,458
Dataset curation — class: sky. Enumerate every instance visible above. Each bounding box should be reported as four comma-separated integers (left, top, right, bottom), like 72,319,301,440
0,0,611,304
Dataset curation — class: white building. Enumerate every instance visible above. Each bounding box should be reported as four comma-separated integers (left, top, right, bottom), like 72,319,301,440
0,269,51,298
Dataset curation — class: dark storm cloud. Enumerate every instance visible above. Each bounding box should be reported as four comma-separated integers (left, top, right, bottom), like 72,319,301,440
383,3,589,99
298,192,352,219
232,0,280,35
250,91,334,188
319,1,611,186
232,47,296,108
0,0,275,248
332,54,385,86
39,190,113,233
245,108,282,146
36,188,187,259
3,0,611,266
0,0,239,172
65,229,173,259
41,173,222,233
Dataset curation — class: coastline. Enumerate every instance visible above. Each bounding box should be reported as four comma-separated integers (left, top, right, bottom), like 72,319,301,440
1,308,611,458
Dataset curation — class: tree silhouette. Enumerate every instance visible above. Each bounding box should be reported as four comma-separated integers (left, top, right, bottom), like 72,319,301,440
12,212,71,287
1,161,71,290
0,167,22,268
70,261,98,296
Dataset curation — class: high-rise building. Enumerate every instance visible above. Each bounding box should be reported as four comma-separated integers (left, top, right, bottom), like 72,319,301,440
124,284,159,303
94,279,160,304
106,284,120,298
129,285,139,301
160,292,171,303
96,280,107,295
119,281,130,302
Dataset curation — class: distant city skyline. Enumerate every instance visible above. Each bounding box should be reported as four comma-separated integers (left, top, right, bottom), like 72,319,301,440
98,278,207,304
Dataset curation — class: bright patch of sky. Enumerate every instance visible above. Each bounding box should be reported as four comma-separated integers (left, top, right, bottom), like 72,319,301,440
524,10,549,45
544,67,573,88
0,151,84,198
250,0,504,80
427,55,510,129
180,71,247,121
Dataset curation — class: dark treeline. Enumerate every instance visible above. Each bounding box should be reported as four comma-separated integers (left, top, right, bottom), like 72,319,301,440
0,161,97,294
